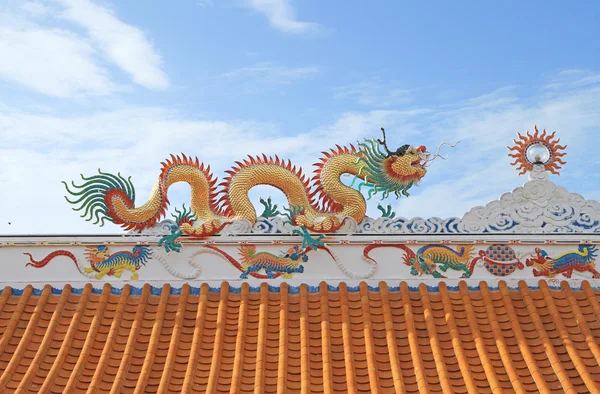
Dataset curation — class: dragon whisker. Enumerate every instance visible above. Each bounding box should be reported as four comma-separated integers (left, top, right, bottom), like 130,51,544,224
424,141,460,163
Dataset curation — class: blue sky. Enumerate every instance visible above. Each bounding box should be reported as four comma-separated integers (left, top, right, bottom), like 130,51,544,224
0,0,599,234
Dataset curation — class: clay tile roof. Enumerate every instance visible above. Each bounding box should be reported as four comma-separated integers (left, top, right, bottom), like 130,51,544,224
1,280,600,393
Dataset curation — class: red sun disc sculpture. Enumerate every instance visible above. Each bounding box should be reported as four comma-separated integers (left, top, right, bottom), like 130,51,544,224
507,125,567,175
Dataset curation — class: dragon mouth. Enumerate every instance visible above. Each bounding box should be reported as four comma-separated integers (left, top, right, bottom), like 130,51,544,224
411,158,428,169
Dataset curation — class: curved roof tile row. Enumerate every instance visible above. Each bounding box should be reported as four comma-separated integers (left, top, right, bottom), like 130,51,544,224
0,280,599,393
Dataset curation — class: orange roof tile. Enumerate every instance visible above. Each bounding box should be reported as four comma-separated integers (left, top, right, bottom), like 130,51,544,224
1,280,600,393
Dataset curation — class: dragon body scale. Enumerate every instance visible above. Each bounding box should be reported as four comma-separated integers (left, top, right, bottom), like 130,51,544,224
65,130,433,237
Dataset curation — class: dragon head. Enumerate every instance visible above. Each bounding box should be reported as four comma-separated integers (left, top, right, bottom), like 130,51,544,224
282,246,309,263
384,143,429,183
355,128,452,199
85,245,108,263
525,248,550,267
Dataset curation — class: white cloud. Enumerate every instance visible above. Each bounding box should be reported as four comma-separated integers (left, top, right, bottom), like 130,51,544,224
221,62,320,83
20,2,51,16
56,0,169,90
243,0,321,34
216,61,320,94
0,0,168,97
0,26,117,97
334,80,414,107
544,69,600,91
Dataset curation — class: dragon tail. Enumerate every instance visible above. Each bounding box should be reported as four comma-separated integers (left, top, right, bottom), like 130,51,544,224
468,256,482,274
363,244,416,266
24,250,86,275
63,169,145,230
64,155,224,234
321,245,375,279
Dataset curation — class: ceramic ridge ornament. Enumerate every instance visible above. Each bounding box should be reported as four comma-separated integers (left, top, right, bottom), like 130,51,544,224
64,128,456,251
508,125,567,175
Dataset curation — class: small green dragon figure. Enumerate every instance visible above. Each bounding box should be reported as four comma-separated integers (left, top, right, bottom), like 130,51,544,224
364,244,475,278
24,245,152,280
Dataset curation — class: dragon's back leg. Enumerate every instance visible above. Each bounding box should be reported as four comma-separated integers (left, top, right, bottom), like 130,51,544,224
95,268,111,280
240,265,260,279
561,267,573,279
583,265,600,278
84,267,94,274
130,268,139,281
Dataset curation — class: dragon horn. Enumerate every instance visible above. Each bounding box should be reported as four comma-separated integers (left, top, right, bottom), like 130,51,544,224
377,127,393,158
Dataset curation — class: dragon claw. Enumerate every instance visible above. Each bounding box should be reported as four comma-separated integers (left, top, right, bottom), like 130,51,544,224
259,197,281,218
292,226,326,252
158,224,183,253
377,204,396,219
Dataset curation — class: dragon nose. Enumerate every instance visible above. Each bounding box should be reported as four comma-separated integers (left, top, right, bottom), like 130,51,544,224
526,259,533,267
416,145,426,153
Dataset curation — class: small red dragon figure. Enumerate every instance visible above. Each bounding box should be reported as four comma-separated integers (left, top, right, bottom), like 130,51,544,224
526,245,600,278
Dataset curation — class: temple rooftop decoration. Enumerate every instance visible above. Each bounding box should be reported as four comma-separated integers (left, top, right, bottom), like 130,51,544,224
1,126,600,392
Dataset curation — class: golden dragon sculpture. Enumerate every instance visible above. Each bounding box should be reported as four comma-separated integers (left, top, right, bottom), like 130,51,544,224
65,129,451,251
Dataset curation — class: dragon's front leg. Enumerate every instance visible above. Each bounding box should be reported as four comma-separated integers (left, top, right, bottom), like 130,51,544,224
239,265,260,279
94,268,111,280
460,265,472,278
113,267,124,278
292,226,326,252
560,267,573,278
431,270,446,279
